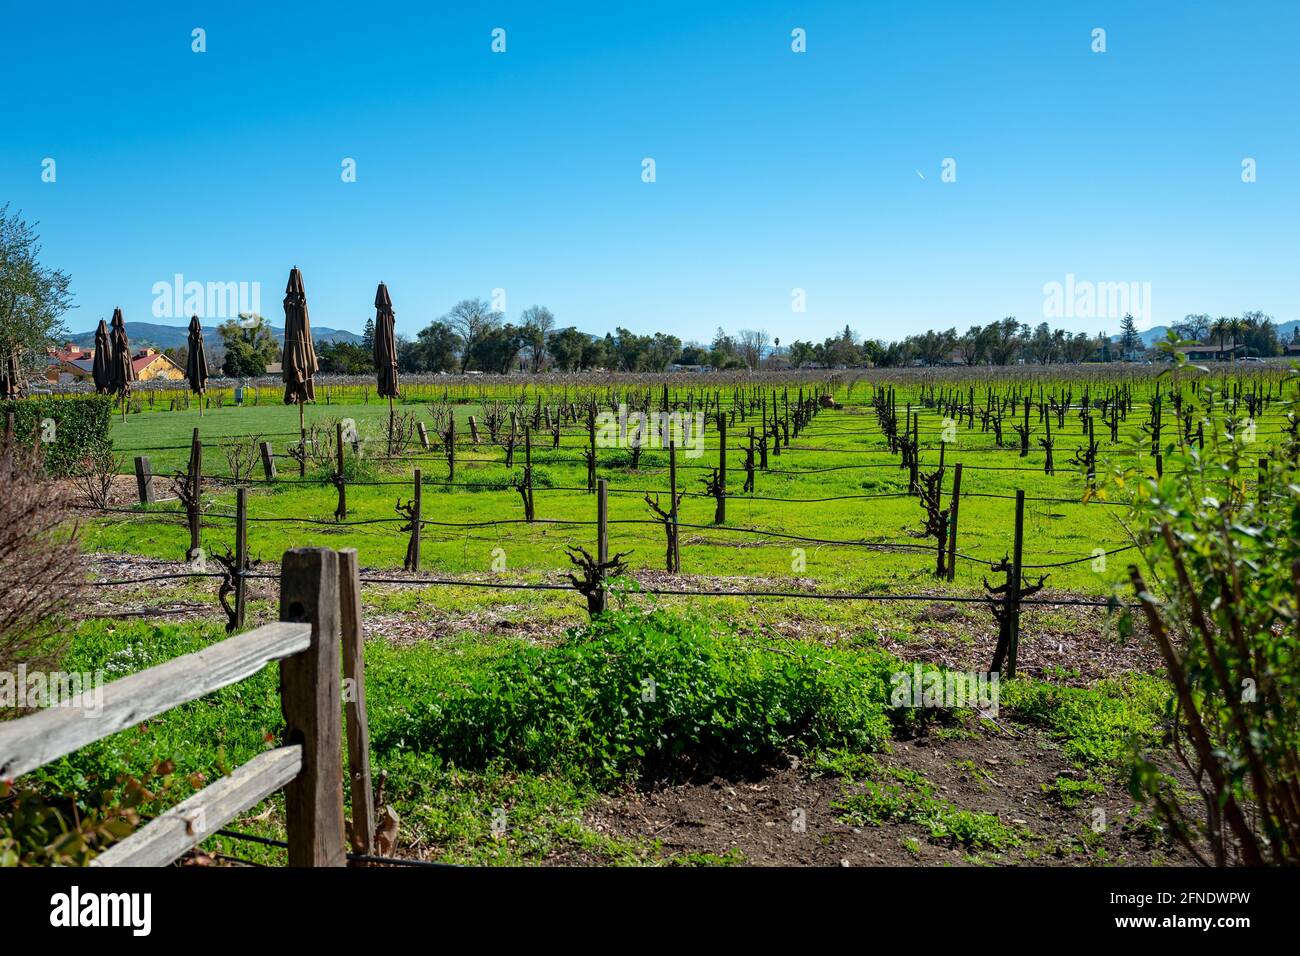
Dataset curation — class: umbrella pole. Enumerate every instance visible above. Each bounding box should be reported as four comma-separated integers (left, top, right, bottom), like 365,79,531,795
388,395,394,455
299,401,306,477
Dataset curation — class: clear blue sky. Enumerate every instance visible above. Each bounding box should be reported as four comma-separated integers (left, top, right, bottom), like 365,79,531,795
2,0,1296,343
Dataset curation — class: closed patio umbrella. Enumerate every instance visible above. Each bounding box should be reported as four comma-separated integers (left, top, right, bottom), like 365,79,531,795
108,308,135,419
281,267,317,472
373,282,399,399
185,314,209,415
373,282,399,448
92,319,113,394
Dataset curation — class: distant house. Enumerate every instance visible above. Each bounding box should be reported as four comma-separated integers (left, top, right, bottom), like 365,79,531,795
1285,341,1300,358
45,343,185,383
667,363,712,373
46,356,95,384
132,348,186,382
1175,343,1244,362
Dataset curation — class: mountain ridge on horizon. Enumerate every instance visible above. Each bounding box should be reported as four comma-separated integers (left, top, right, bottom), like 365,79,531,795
63,321,363,351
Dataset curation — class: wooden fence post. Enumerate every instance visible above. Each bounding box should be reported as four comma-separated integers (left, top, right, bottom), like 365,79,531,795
134,455,156,504
337,549,374,859
1007,489,1025,679
946,463,962,582
260,441,276,480
595,478,609,614
234,487,248,629
278,547,347,867
416,422,430,450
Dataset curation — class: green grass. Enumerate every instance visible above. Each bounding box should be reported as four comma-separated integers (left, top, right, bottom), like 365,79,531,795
32,606,902,864
40,380,1257,864
25,598,1176,865
833,761,1031,851
87,394,1193,596
1000,674,1170,771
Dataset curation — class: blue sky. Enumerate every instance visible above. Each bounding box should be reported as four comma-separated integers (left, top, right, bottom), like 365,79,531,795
2,0,1296,343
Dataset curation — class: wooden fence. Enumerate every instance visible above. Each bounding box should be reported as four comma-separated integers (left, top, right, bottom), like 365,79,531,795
0,546,373,867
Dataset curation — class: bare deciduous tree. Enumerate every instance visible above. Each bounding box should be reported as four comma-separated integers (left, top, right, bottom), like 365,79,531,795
736,328,770,370
0,442,83,680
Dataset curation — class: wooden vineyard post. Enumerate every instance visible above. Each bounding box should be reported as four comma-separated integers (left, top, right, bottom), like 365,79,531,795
946,464,962,582
278,548,347,867
409,469,422,571
1259,455,1269,505
188,429,203,561
717,413,727,524
260,441,276,481
746,427,755,494
447,414,456,483
338,548,374,859
1007,490,1025,679
587,405,597,494
524,426,535,521
416,422,430,451
909,412,920,495
234,487,248,630
595,479,609,614
771,394,780,458
468,416,480,444
334,421,347,522
669,440,681,572
134,455,156,504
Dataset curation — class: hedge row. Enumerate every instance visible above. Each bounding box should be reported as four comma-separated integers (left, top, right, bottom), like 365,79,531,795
0,395,114,477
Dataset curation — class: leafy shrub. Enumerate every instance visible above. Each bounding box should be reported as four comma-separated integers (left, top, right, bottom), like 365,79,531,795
1111,380,1300,866
369,608,898,781
0,763,184,866
0,395,113,477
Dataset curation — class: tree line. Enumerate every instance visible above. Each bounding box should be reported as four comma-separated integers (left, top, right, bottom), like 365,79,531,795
266,307,1299,376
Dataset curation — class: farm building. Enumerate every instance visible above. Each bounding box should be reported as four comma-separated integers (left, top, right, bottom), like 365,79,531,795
1175,343,1244,361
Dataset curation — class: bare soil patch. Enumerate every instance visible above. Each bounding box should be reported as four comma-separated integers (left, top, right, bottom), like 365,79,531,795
579,722,1194,867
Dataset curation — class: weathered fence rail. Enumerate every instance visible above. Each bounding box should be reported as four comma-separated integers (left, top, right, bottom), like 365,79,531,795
0,546,370,868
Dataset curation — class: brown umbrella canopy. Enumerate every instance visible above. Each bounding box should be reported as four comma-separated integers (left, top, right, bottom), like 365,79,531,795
108,308,136,396
185,314,208,395
281,267,317,405
373,282,399,399
92,319,114,394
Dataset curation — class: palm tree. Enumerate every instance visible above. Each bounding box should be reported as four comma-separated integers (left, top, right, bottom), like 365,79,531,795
1211,317,1230,360
1228,317,1244,359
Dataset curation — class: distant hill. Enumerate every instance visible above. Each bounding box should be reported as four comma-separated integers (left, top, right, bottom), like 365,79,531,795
66,321,362,351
